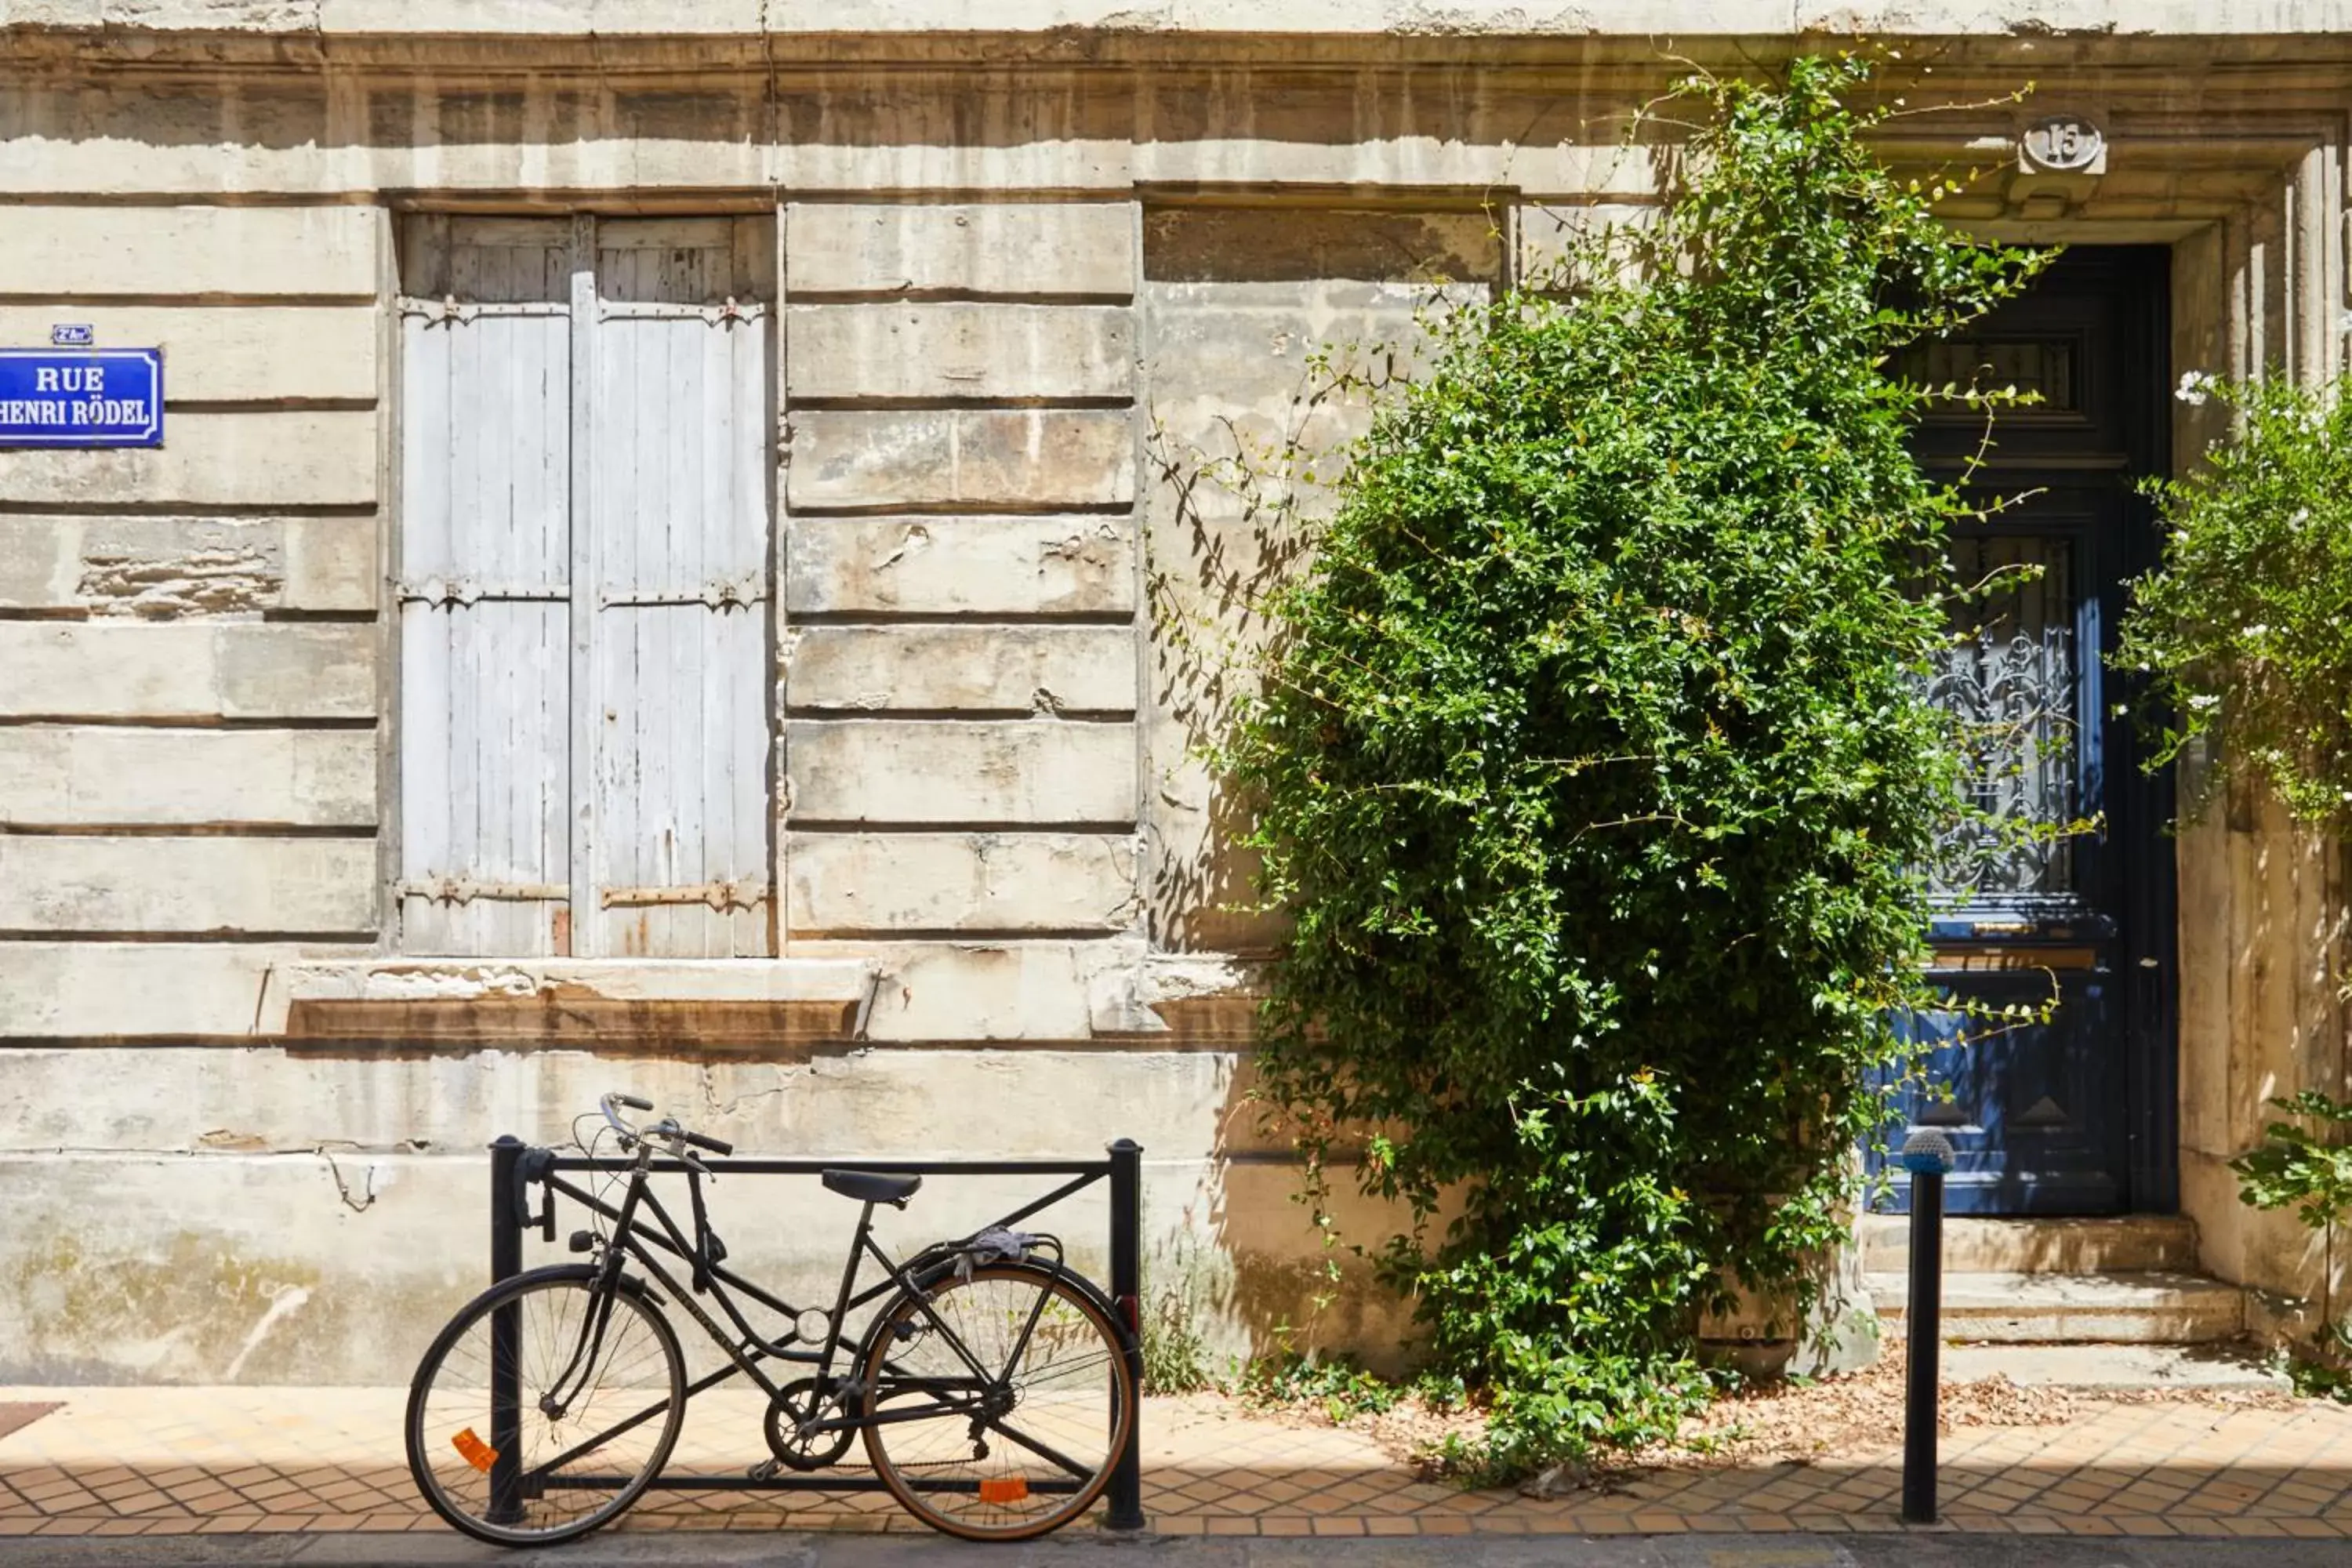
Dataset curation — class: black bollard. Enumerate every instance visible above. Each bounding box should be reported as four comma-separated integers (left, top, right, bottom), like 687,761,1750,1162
1104,1138,1146,1532
487,1134,527,1526
1900,1127,1955,1526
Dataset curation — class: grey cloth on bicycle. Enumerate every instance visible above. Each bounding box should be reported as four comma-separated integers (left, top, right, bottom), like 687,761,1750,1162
955,1227,1042,1280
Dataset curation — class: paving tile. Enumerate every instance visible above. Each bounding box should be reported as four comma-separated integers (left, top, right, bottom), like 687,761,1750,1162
1944,1513,2011,1532
1577,1515,1647,1535
2114,1515,2180,1536
355,1514,416,1532
2218,1517,2292,1537
2276,1518,2348,1538
12,1385,2352,1545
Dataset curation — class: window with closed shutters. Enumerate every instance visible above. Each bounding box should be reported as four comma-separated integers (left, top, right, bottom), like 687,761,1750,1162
396,214,775,958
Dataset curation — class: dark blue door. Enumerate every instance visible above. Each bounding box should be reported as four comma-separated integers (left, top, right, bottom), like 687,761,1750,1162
1873,248,2177,1217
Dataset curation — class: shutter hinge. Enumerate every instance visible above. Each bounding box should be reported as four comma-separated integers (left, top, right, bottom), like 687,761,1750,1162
600,880,771,913
597,573,766,611
595,299,764,325
397,297,570,324
394,295,478,327
399,877,569,906
397,577,570,608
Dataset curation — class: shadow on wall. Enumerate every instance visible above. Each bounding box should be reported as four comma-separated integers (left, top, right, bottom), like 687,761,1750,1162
1133,1053,1465,1381
1138,204,1508,1376
1139,202,1504,960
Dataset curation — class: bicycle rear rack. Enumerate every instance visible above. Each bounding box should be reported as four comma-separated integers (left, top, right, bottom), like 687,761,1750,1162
484,1134,1147,1531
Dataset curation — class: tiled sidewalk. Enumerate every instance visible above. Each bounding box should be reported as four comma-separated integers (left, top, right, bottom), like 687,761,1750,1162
5,1385,2352,1540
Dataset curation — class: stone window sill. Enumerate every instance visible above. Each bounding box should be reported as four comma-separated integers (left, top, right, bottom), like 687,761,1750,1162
282,958,877,1048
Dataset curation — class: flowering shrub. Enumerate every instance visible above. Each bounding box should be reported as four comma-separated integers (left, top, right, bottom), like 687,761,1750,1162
1216,56,2039,1476
2118,373,2352,828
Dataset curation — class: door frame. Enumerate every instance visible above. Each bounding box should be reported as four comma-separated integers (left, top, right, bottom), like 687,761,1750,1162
1885,244,2182,1216
2103,245,2180,1215
1971,243,2178,1214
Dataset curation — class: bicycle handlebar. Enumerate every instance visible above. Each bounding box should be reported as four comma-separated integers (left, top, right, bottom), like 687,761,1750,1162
597,1091,643,1143
597,1092,732,1160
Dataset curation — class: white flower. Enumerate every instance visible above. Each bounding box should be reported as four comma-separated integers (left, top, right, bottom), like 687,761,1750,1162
2176,370,2218,406
2243,624,2270,637
2190,693,2223,710
2292,509,2312,528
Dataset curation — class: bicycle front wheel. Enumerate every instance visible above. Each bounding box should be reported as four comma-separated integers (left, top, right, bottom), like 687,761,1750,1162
859,1261,1136,1541
405,1264,685,1547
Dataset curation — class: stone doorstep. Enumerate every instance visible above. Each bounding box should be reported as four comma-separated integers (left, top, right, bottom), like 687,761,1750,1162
1867,1270,2246,1345
1939,1342,2288,1389
1859,1214,2201,1275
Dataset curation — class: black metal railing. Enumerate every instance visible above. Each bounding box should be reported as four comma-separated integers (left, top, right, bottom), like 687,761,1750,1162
485,1133,1147,1530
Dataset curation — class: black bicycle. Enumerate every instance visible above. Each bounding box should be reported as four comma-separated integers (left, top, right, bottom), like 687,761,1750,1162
404,1092,1138,1545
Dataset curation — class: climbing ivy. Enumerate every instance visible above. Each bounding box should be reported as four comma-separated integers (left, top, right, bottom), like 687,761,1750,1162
2118,373,2352,833
1213,56,2043,1474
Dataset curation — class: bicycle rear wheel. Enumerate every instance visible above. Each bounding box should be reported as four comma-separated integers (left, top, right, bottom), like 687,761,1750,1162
406,1264,685,1546
859,1261,1135,1541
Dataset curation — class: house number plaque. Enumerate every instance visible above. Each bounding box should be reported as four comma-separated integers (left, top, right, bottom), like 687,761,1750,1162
2020,115,2106,174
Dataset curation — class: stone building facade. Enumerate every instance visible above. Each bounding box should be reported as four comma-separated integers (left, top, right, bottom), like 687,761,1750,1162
0,0,2347,1382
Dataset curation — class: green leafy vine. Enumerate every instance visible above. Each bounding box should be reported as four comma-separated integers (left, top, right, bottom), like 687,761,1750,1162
1200,56,2045,1476
2118,373,2352,833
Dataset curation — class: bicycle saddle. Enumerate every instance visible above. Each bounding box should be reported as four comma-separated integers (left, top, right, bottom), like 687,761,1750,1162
821,1169,922,1206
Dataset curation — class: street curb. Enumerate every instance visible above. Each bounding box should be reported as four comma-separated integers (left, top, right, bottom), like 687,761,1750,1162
0,1530,2332,1568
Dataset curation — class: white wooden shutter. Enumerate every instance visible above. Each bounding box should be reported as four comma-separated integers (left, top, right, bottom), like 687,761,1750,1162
583,218,774,956
397,217,575,956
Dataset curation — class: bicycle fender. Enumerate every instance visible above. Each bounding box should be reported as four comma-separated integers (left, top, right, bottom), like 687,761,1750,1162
867,1255,1135,1361
491,1261,670,1311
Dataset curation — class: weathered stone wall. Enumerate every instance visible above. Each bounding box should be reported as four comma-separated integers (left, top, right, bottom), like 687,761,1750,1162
2158,135,2352,1334
0,11,2348,1381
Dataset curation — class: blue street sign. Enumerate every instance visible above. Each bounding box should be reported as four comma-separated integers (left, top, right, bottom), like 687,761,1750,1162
0,348,163,448
50,324,94,347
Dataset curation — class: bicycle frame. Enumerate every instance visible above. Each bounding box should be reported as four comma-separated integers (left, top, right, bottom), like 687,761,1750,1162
502,1144,1126,1504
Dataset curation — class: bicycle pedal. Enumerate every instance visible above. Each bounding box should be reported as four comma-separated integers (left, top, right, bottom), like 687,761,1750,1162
747,1459,782,1483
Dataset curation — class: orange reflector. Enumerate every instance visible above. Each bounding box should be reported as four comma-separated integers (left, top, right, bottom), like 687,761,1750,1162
452,1428,499,1473
977,1476,1030,1504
